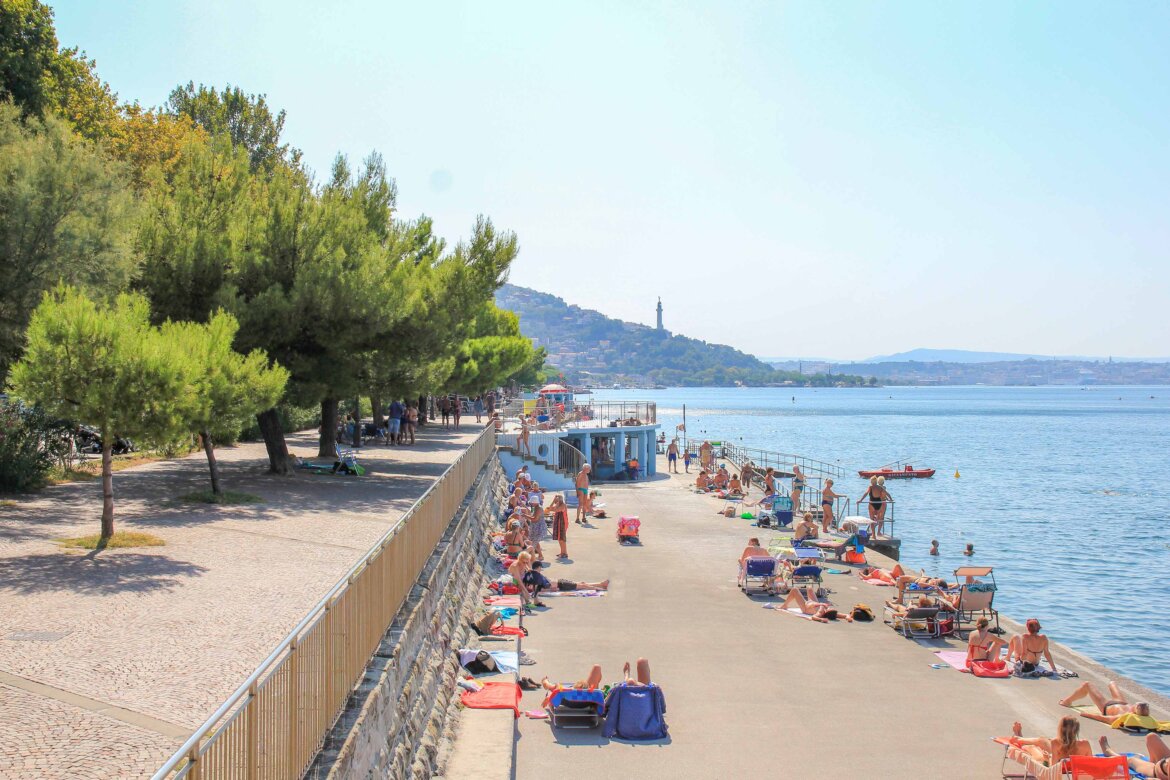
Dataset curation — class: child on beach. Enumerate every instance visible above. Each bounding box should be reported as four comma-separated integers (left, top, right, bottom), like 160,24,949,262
683,450,692,472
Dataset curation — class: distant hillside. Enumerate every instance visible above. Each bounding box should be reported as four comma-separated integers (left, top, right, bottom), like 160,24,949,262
496,284,870,387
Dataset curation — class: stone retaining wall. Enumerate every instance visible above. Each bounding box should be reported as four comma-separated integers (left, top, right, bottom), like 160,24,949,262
306,455,509,780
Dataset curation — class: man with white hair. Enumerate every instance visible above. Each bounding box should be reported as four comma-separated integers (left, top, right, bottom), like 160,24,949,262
575,463,591,523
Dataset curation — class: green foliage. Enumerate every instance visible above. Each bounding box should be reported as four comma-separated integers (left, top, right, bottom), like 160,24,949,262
0,402,55,492
166,82,296,173
8,285,199,532
0,104,141,378
43,46,120,142
162,311,288,444
9,286,196,447
236,403,319,441
0,0,57,117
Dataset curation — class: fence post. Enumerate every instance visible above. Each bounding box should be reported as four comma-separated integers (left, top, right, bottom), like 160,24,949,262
287,638,299,775
246,680,258,780
187,739,201,780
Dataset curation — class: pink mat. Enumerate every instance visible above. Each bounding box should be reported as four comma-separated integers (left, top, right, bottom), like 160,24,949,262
934,651,970,671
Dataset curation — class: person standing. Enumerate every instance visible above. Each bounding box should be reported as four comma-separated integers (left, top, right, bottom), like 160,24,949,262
388,398,405,445
452,395,462,427
574,463,591,523
439,396,450,427
473,395,485,423
667,439,679,473
790,464,806,511
682,449,692,473
518,415,531,456
820,478,843,533
548,493,569,559
405,403,418,444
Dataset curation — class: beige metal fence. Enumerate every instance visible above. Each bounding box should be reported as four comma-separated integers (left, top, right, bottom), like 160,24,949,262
153,425,497,780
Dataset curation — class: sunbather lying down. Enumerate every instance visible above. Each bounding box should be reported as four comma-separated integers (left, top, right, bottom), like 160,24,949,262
779,587,852,623
1060,681,1151,723
858,564,910,585
1100,734,1170,780
540,659,653,708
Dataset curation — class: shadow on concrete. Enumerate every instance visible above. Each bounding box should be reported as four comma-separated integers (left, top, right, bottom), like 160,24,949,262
0,551,208,595
548,726,672,747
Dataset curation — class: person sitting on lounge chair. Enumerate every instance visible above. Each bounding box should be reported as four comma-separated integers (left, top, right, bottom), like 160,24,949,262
1060,681,1152,723
1007,618,1057,674
779,587,852,623
540,659,653,708
1003,716,1092,766
1099,734,1170,780
885,594,934,617
737,537,773,586
893,574,950,605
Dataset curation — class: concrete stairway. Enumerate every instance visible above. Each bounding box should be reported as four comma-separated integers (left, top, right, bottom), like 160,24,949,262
495,445,574,490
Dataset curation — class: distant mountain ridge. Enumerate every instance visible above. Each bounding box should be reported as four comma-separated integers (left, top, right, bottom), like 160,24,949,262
862,348,1170,364
495,284,869,387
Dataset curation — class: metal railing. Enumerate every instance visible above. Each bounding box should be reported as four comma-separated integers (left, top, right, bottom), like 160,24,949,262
717,443,845,480
557,438,586,477
495,399,657,432
153,426,497,780
855,498,896,540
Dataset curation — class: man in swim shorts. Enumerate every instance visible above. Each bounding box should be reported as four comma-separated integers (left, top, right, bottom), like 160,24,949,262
667,439,679,473
575,464,591,523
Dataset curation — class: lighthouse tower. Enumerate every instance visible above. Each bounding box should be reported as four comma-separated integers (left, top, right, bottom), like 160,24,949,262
656,297,664,332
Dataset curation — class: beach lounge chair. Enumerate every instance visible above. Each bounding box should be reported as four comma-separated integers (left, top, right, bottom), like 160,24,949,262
885,605,943,638
617,516,641,544
603,683,668,741
563,490,579,508
548,688,605,729
950,582,1000,635
740,557,778,594
999,743,1069,780
787,564,823,591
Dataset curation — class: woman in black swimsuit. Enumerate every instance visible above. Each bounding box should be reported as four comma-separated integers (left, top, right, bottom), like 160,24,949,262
820,479,842,533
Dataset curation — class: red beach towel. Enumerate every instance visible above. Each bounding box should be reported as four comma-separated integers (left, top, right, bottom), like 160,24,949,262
491,624,525,637
484,595,522,606
461,682,522,717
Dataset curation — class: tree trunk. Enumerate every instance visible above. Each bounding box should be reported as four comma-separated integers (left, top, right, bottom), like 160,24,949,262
371,395,384,429
319,397,339,457
100,438,114,540
417,395,428,427
201,431,221,495
256,408,292,475
352,397,362,448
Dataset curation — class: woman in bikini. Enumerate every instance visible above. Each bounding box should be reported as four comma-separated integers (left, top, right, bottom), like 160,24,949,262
874,476,890,531
737,537,773,587
503,519,526,557
779,587,852,623
1100,734,1170,780
1004,715,1092,767
1060,681,1151,723
517,415,531,455
967,617,1007,664
820,478,843,533
1008,618,1057,673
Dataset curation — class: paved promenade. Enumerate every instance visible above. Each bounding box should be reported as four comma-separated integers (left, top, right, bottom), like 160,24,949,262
0,425,481,780
510,469,1170,779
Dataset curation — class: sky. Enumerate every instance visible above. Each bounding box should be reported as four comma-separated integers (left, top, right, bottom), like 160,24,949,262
51,1,1170,361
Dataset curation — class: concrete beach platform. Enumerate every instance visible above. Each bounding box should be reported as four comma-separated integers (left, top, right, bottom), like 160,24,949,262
508,469,1170,779
0,426,481,780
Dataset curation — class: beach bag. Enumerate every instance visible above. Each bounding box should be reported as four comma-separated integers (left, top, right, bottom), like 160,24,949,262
464,650,499,675
851,604,874,622
844,549,867,564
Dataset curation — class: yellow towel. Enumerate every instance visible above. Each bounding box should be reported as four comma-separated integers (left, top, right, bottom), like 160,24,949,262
1110,713,1170,733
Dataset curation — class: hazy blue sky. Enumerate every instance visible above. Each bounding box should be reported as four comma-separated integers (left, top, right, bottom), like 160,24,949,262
52,1,1170,360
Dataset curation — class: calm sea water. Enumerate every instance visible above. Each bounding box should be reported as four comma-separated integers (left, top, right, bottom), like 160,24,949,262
591,386,1170,696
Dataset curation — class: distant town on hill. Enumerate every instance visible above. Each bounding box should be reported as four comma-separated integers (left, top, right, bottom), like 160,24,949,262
496,284,873,387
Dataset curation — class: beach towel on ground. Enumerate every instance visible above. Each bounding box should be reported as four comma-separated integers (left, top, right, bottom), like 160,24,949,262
460,682,522,717
489,651,519,673
491,624,526,637
1110,713,1170,733
484,596,522,606
861,578,893,586
539,590,606,597
933,651,970,671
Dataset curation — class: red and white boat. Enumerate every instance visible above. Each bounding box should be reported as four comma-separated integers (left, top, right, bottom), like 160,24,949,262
858,462,935,479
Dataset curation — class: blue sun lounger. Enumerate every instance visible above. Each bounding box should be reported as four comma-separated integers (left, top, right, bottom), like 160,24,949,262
740,557,778,594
